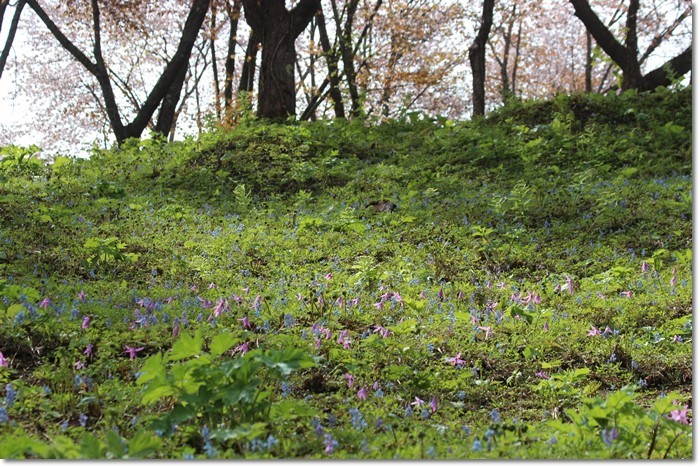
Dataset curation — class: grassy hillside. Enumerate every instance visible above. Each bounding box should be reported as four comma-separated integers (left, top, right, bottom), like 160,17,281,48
0,88,692,458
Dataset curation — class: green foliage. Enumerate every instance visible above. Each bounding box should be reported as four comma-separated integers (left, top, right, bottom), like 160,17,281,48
0,88,691,459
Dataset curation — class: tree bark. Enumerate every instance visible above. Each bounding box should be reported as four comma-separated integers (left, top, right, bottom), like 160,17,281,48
241,0,319,120
0,0,26,81
640,46,692,91
316,7,345,118
569,0,690,92
585,31,592,92
223,0,242,120
468,0,494,117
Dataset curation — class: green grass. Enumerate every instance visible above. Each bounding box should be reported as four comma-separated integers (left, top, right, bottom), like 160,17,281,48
0,87,692,458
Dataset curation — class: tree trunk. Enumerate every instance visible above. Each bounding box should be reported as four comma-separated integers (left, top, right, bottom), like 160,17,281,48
469,0,494,117
241,0,319,120
316,8,345,118
585,31,592,92
223,0,242,121
27,0,211,144
0,0,26,80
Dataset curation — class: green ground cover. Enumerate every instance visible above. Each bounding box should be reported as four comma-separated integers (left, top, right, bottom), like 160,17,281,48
0,88,692,458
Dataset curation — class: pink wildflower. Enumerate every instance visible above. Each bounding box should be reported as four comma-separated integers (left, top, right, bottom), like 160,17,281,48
83,343,94,357
411,396,425,407
447,352,466,366
173,323,180,338
478,326,493,339
564,275,575,295
620,290,633,298
587,325,602,337
0,352,7,368
81,316,91,330
641,261,649,273
77,290,86,302
343,373,354,388
124,345,144,360
670,268,677,288
419,291,427,299
208,282,217,290
213,298,229,317
238,316,252,329
235,342,249,355
430,395,438,413
372,301,384,310
668,404,690,425
324,272,333,281
535,371,549,379
39,297,51,309
543,321,549,331
357,387,367,400
75,360,85,370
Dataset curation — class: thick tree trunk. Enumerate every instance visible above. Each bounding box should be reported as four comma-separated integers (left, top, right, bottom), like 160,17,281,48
469,0,494,117
241,0,318,120
640,46,692,91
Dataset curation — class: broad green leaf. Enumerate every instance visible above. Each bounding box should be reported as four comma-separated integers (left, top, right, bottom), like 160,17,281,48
78,432,104,459
135,353,165,385
210,331,236,356
104,430,125,458
6,303,23,319
170,331,203,361
127,429,162,459
261,349,316,376
212,423,268,443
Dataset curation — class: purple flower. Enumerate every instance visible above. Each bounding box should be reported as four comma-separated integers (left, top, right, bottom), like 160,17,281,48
535,371,549,379
620,290,633,298
173,323,180,338
411,396,425,407
39,297,51,309
668,405,690,424
357,387,367,400
235,342,249,355
670,268,677,288
343,373,354,388
373,325,390,338
430,395,438,413
208,282,217,290
543,321,549,331
81,316,91,330
83,344,94,357
78,290,86,302
478,326,493,339
447,352,466,366
564,275,575,295
0,352,7,368
238,316,252,329
124,345,144,360
324,273,333,281
372,301,384,310
75,360,85,370
641,261,649,273
213,298,229,317
587,325,602,337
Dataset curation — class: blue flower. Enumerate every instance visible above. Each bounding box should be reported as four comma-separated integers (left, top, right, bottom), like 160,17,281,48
79,413,88,427
5,384,17,408
0,407,8,423
601,427,619,446
489,409,500,423
471,438,483,452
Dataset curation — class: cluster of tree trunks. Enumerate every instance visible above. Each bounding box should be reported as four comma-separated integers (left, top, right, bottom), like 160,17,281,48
0,0,692,144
